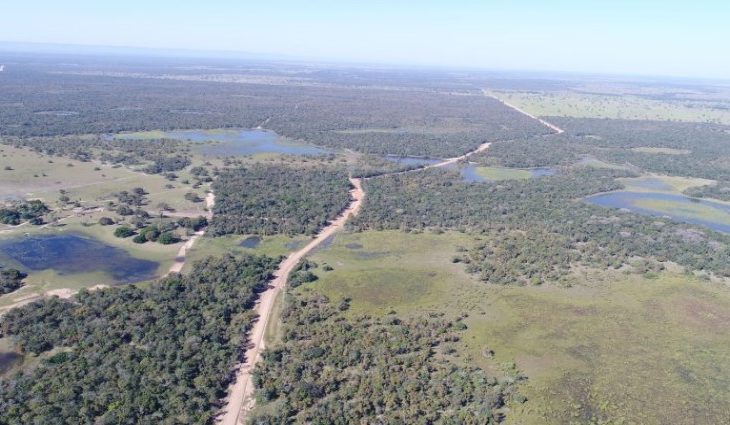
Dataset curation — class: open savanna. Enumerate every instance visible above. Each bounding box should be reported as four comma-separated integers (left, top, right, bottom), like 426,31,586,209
182,234,309,273
297,230,730,425
494,91,730,124
0,145,208,215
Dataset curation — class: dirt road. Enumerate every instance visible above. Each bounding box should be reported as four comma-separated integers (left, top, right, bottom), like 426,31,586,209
219,133,501,423
483,90,565,134
167,191,215,275
217,178,364,425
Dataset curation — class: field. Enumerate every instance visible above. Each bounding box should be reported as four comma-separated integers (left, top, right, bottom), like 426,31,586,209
0,145,209,215
618,174,714,193
474,166,533,181
494,91,730,124
182,234,310,273
298,230,730,424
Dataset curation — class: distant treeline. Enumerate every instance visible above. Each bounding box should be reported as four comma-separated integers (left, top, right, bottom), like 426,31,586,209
473,118,730,183
0,67,548,157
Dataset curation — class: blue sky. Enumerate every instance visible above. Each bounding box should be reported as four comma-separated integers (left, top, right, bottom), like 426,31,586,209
2,0,729,78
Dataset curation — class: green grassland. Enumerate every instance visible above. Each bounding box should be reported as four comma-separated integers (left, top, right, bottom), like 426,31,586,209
634,198,730,223
631,147,691,155
0,145,208,216
182,234,309,273
495,91,730,124
475,166,532,181
618,175,715,193
298,230,730,425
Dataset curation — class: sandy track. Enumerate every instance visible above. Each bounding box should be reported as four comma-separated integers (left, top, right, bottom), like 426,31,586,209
217,178,364,425
218,86,525,423
220,133,498,423
483,90,565,134
166,191,215,275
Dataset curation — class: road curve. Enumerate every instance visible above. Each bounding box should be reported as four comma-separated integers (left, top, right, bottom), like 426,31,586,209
217,87,557,423
220,133,501,424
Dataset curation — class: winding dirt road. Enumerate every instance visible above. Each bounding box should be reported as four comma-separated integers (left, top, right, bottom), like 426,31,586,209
219,130,500,424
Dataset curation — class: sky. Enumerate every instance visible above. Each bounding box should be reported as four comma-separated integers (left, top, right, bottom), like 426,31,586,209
2,0,730,79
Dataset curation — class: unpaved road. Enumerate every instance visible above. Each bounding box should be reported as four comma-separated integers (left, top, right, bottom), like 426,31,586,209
217,178,364,425
220,137,497,423
167,191,215,275
483,90,565,134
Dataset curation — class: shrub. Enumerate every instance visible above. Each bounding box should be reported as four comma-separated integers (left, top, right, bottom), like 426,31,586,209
114,226,135,238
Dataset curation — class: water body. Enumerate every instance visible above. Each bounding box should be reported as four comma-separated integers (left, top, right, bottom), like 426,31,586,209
383,155,442,167
122,129,330,157
0,351,22,375
240,236,261,249
459,165,556,183
0,234,160,284
586,191,730,234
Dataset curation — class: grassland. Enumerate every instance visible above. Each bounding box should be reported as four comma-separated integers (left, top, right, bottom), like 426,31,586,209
182,234,309,273
619,175,715,193
475,166,532,181
634,198,730,223
631,147,691,155
494,91,730,124
297,230,730,425
0,145,208,215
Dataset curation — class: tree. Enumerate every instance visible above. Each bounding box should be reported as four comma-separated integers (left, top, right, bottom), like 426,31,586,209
114,226,135,238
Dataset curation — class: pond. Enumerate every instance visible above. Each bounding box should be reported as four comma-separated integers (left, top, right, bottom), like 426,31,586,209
586,191,730,234
118,129,330,156
240,236,261,249
459,165,556,183
0,233,160,284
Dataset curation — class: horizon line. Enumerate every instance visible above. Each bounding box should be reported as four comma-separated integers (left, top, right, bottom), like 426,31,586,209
1,40,729,85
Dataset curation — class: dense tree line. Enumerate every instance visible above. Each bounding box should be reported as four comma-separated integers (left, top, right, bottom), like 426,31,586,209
0,200,49,225
684,183,730,201
352,168,730,284
210,165,352,236
0,254,279,424
0,267,26,295
251,293,516,424
472,119,730,184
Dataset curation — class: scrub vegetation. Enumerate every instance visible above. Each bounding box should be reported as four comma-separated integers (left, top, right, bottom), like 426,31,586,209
210,165,352,237
0,255,279,424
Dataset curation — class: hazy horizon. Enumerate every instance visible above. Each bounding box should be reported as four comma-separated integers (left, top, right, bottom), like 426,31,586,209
2,1,730,79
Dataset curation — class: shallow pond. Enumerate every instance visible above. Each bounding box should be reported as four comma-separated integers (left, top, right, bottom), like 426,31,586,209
0,233,160,284
0,351,22,375
119,129,329,156
586,191,730,234
240,236,261,249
